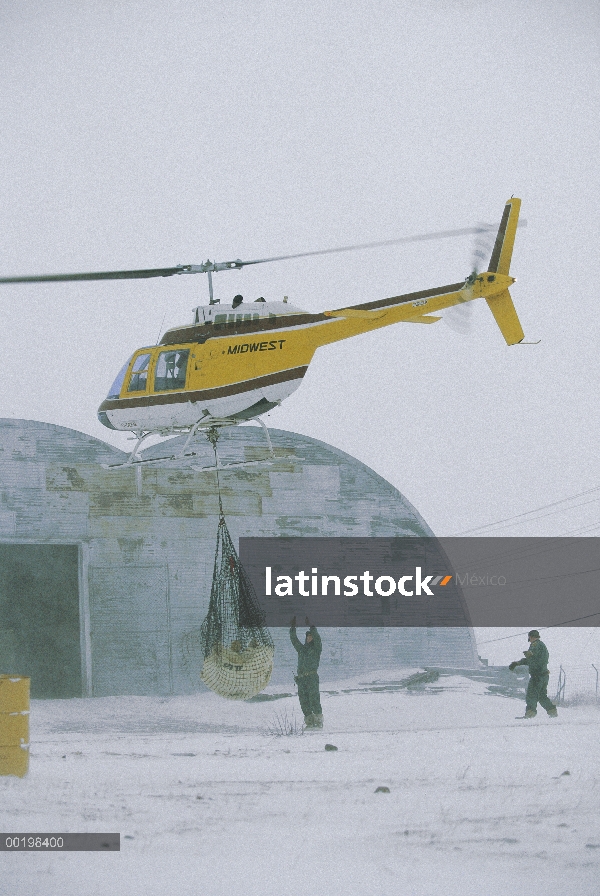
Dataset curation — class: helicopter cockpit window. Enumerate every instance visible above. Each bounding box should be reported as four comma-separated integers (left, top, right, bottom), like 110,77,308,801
127,353,151,392
106,356,133,399
154,350,189,392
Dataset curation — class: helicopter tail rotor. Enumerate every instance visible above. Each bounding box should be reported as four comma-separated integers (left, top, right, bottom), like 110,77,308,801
443,197,524,344
443,222,495,335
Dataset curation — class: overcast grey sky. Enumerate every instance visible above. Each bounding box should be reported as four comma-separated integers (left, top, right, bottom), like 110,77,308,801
1,0,599,546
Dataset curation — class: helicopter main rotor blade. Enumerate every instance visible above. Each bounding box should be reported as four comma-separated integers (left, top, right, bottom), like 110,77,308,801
0,220,526,284
224,227,499,269
0,265,192,284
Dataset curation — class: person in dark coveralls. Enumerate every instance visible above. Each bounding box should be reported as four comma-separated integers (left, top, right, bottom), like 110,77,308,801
290,615,323,728
509,630,558,718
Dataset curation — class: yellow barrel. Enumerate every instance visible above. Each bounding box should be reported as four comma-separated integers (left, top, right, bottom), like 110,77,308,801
0,676,30,777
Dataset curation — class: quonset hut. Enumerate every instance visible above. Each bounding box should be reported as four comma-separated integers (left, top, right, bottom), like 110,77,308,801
0,419,478,698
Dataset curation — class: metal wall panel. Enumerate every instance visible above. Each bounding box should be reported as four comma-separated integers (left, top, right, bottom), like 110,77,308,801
89,564,171,696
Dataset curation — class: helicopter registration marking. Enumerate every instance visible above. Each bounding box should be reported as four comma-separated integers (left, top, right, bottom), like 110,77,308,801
226,339,286,355
412,299,428,307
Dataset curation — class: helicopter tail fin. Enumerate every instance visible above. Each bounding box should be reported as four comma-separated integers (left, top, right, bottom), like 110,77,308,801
488,197,520,275
484,197,524,345
485,289,524,345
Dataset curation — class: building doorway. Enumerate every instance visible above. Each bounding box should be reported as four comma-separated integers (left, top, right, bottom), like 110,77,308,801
0,544,82,698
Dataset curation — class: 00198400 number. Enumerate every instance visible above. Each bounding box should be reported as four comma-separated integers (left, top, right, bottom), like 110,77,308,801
5,836,64,849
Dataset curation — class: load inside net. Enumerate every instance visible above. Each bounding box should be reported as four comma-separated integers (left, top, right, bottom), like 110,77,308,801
183,515,274,700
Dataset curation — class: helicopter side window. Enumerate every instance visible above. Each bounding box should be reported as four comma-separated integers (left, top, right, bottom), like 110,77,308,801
154,350,189,392
127,353,151,392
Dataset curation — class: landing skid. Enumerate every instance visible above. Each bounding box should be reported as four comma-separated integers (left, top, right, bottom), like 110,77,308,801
101,417,209,470
100,416,280,472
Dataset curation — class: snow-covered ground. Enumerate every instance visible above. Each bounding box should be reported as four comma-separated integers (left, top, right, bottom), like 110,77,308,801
2,670,599,896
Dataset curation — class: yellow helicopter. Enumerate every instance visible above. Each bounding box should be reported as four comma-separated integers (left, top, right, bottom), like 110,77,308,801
0,198,526,469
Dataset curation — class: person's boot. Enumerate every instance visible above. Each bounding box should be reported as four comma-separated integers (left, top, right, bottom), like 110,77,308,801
304,713,315,728
524,708,537,718
312,713,323,728
547,706,558,717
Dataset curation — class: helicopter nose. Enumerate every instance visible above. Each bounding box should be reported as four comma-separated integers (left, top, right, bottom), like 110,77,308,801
97,410,117,430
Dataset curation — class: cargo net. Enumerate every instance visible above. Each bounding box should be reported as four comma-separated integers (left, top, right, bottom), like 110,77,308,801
183,514,274,700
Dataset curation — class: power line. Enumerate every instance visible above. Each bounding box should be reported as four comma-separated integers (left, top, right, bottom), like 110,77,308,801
452,484,600,536
478,612,600,644
471,496,600,533
561,520,600,536
448,536,579,576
